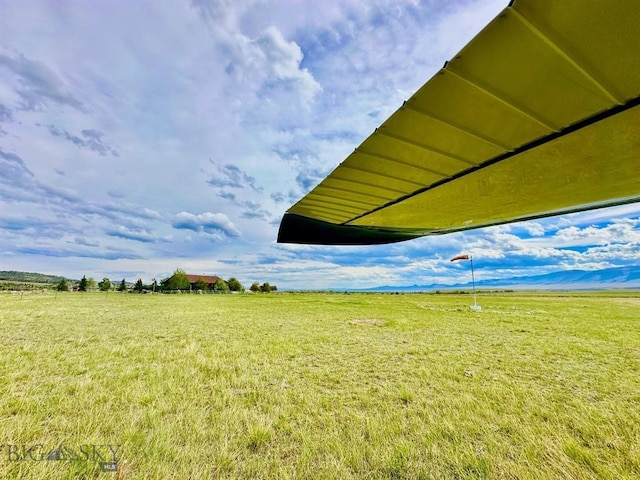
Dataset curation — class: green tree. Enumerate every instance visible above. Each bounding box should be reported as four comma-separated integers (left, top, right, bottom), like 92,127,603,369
151,278,158,292
78,275,88,292
98,277,111,291
227,277,244,292
118,279,127,292
86,277,97,291
260,282,271,293
56,278,70,292
134,278,144,292
250,282,260,293
213,278,229,293
163,269,190,291
194,278,208,291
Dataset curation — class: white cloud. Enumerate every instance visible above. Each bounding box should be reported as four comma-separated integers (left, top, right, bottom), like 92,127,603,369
172,212,241,238
523,222,546,237
246,26,321,103
552,218,640,247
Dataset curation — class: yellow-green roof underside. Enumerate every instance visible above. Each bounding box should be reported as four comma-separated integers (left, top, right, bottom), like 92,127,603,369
278,0,640,245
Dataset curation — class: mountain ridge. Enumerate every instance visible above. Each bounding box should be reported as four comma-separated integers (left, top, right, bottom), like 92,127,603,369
0,270,69,283
358,266,640,292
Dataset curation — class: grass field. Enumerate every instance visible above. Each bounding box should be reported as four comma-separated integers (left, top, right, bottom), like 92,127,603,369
1,291,639,479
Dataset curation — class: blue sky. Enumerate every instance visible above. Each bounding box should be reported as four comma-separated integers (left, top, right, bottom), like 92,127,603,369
1,0,639,289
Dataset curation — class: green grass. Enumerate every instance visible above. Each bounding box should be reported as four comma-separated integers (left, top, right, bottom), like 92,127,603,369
1,291,639,479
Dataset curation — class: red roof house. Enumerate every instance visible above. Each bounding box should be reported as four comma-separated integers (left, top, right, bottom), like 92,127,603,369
186,274,221,291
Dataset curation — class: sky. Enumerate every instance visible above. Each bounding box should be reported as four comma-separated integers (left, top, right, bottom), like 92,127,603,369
1,0,639,290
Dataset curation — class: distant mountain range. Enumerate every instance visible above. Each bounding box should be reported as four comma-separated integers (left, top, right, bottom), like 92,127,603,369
359,266,640,292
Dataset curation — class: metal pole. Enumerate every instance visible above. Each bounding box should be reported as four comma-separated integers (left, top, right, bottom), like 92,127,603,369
470,255,481,311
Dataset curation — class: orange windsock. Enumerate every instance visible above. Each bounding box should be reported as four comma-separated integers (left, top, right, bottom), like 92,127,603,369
450,254,470,262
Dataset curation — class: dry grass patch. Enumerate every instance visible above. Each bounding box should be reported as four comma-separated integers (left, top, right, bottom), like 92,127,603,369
347,318,386,326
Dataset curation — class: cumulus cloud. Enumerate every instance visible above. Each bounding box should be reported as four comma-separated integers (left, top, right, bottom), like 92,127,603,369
522,222,545,237
455,216,640,278
194,2,322,120
172,211,241,238
248,26,322,104
554,219,640,247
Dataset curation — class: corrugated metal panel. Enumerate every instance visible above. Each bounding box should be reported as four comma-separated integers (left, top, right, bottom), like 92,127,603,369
279,0,640,245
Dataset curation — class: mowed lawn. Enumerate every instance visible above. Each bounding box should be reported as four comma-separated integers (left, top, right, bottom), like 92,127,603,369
0,291,638,479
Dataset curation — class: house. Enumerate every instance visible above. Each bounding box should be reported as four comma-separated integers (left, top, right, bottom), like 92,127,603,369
186,274,221,291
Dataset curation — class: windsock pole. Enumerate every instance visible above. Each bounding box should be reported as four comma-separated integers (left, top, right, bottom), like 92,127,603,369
450,254,481,311
470,255,480,310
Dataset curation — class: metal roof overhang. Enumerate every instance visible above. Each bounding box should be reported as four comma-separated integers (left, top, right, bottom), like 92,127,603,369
278,0,640,245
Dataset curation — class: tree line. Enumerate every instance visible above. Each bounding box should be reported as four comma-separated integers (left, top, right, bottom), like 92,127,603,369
55,269,277,293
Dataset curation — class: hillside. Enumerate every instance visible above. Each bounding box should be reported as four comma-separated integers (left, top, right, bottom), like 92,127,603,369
0,270,68,284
